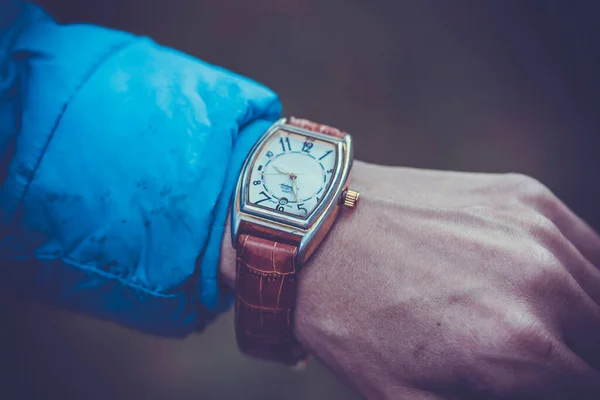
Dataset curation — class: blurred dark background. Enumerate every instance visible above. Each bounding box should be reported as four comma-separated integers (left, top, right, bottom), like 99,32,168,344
2,0,600,399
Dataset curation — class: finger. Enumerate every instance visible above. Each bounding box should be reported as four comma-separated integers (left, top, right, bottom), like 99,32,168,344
539,215,600,306
561,289,600,372
546,199,600,268
522,217,600,370
521,182,600,269
472,338,600,400
521,212,600,323
544,220,600,370
509,211,600,371
537,345,600,400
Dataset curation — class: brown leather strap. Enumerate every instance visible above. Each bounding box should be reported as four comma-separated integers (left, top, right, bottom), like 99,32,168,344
234,118,347,365
235,234,306,365
287,116,347,138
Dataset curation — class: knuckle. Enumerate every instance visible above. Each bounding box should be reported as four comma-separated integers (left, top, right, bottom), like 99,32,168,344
522,174,552,197
453,303,568,396
483,309,557,361
506,173,559,209
517,239,567,290
504,172,551,196
524,212,563,243
503,172,539,188
455,314,550,395
505,324,556,359
531,243,563,272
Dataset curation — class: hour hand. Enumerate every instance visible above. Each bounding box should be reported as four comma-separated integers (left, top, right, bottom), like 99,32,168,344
273,165,290,175
270,165,307,176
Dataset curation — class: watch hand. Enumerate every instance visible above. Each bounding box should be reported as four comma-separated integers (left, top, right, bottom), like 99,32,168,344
261,172,309,176
268,165,311,176
291,176,299,202
272,165,290,175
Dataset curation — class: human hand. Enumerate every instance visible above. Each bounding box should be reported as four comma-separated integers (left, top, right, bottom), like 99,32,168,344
292,161,600,399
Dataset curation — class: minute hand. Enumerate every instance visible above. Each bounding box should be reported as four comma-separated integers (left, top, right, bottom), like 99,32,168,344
291,177,300,202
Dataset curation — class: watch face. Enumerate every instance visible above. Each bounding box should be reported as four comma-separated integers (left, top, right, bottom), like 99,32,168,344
247,129,337,219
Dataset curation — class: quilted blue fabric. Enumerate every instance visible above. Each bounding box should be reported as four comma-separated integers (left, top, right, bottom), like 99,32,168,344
0,2,281,335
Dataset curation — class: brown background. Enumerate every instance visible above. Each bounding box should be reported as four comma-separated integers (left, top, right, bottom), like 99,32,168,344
2,1,600,399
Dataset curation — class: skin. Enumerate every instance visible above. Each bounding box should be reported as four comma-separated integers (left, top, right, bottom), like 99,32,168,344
220,160,600,400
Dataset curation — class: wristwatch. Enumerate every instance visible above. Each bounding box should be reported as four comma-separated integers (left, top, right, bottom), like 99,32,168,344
231,117,359,365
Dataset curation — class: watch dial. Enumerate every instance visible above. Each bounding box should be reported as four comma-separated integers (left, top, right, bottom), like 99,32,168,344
247,130,337,219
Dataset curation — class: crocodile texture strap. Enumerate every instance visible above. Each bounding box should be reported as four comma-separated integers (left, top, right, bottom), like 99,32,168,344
234,118,347,365
235,234,306,365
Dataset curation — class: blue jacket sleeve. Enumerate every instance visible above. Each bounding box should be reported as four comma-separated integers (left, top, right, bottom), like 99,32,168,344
0,3,281,335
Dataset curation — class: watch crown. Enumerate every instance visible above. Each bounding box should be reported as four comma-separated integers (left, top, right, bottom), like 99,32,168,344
342,189,360,209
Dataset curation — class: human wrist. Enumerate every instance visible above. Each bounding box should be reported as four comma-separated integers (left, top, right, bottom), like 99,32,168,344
218,212,237,290
221,122,362,365
292,161,370,355
218,202,333,353
220,161,375,356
